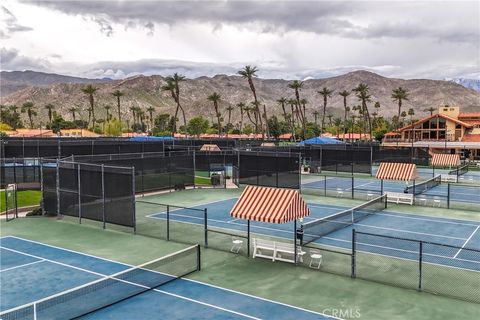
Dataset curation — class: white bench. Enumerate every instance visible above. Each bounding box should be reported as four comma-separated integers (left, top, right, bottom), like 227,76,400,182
441,174,457,183
386,192,414,205
252,238,305,264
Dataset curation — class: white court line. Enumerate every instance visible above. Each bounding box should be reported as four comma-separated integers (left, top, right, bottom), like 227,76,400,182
154,290,261,319
0,246,107,278
1,236,336,319
345,181,377,191
0,259,46,273
453,225,480,259
354,223,468,241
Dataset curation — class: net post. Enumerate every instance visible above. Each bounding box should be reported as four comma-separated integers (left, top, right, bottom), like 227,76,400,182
204,208,208,247
447,183,450,209
197,244,201,271
351,176,354,199
78,163,82,224
193,149,196,189
101,164,106,229
167,205,170,241
324,175,327,197
351,229,356,278
381,179,384,195
131,166,136,234
33,302,37,320
418,241,423,291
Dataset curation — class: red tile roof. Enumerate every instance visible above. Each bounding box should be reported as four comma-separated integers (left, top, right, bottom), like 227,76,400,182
384,132,401,136
398,114,473,131
458,112,480,118
461,134,480,142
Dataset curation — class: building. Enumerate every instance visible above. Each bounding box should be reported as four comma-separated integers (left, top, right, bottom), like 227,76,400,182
382,106,480,159
59,129,100,137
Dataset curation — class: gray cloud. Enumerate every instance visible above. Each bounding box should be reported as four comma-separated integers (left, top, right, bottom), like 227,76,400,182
1,6,33,39
23,1,479,43
0,47,51,71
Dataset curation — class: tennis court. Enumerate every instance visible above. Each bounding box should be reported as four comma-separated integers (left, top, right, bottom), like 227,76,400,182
0,236,333,320
301,175,480,204
147,198,480,271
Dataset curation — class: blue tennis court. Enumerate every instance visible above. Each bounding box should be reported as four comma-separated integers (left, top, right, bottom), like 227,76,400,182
148,198,480,271
0,236,332,320
301,176,480,204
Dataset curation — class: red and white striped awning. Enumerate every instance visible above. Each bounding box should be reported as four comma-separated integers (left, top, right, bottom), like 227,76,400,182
376,162,419,181
431,154,460,167
230,186,310,224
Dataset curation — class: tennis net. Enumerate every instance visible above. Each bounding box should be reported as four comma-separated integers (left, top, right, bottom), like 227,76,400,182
448,164,469,176
405,175,441,195
301,194,387,246
0,244,200,320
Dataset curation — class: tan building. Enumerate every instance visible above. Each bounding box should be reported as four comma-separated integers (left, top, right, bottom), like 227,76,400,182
59,129,100,137
382,106,480,159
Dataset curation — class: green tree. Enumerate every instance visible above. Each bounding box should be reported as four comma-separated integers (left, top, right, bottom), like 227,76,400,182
104,104,112,121
68,107,77,121
81,85,98,127
146,106,155,129
236,102,245,131
111,90,124,121
288,80,306,138
238,65,263,137
207,92,222,136
163,73,187,132
44,104,54,125
312,111,319,125
353,83,373,139
425,106,435,116
267,116,289,139
187,116,209,137
392,87,409,130
21,102,37,128
276,97,288,122
317,87,334,134
104,118,123,136
338,90,350,133
1,105,23,129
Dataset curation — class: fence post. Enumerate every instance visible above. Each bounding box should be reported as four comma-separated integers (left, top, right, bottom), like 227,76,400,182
247,220,251,257
351,176,355,199
418,241,423,291
447,183,450,209
166,205,170,241
197,244,201,272
294,219,297,266
56,159,60,217
324,175,327,197
40,158,45,216
351,229,356,278
204,208,208,247
132,166,136,234
381,179,384,195
101,164,106,229
193,149,196,189
78,163,82,224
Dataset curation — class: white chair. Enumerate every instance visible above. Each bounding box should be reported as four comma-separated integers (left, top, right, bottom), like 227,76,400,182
231,237,244,253
336,188,344,198
433,197,441,207
309,249,323,269
418,197,427,206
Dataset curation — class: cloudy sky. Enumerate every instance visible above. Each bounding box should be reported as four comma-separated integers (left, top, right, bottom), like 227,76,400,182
1,0,479,80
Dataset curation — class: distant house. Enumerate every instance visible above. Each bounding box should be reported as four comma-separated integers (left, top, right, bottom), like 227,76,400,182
59,129,99,137
8,129,55,138
382,106,480,159
335,133,372,142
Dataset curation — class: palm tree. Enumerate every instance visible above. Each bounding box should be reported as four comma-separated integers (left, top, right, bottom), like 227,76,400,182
425,106,436,116
288,80,306,137
21,102,36,128
318,87,334,134
129,106,137,128
333,118,342,137
236,102,246,131
243,105,256,127
312,111,319,125
238,65,263,137
168,73,187,129
111,90,124,121
81,85,98,127
226,105,234,126
300,98,308,122
44,104,54,125
146,106,155,130
400,110,407,127
391,87,409,130
68,107,77,122
207,92,222,137
276,97,288,122
338,90,350,133
353,83,373,140
327,114,333,126
104,104,112,121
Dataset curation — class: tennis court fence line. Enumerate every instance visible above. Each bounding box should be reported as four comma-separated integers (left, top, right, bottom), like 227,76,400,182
302,230,480,304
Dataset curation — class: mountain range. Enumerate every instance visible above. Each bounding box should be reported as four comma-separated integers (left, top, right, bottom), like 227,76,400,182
1,70,479,124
